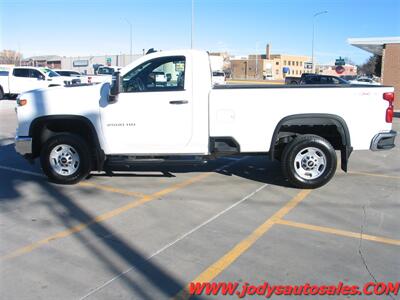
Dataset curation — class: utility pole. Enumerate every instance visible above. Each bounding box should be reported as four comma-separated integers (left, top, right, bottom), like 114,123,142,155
311,10,328,73
191,0,194,48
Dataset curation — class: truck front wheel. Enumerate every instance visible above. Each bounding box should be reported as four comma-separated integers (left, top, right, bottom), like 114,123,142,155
281,135,337,189
40,133,91,184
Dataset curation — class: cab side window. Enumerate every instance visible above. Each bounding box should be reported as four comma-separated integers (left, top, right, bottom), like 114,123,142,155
13,68,30,77
122,56,185,93
30,69,45,79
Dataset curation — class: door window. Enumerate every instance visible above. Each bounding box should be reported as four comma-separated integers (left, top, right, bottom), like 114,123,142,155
13,68,30,77
122,56,185,93
29,69,45,79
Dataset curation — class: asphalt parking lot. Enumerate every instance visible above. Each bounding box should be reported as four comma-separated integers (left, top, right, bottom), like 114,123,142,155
0,99,399,299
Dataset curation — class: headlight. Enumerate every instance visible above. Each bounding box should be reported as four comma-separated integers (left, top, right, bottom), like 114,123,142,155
17,98,28,106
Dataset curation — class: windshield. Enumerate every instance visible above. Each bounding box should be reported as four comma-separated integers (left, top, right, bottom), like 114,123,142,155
57,71,80,76
41,68,60,77
213,71,225,77
98,67,115,75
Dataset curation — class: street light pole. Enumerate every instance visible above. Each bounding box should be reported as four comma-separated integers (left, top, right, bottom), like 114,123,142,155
311,10,328,73
125,19,133,58
255,42,259,80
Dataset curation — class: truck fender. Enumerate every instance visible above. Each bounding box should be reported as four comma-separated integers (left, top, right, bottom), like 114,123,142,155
269,113,352,172
29,115,105,171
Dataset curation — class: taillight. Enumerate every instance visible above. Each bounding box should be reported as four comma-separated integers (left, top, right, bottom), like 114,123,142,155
383,92,394,102
383,92,395,123
386,106,393,123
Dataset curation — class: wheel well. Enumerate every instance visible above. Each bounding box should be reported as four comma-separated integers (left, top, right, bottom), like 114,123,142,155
270,114,352,171
29,116,104,170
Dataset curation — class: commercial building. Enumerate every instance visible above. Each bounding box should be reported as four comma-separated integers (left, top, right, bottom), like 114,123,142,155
348,36,400,110
22,54,142,74
230,44,311,80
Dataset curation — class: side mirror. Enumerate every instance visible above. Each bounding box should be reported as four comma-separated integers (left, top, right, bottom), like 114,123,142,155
38,75,45,80
108,71,121,103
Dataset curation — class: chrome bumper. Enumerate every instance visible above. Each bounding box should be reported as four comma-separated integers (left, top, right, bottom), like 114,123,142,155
370,130,397,151
15,136,32,155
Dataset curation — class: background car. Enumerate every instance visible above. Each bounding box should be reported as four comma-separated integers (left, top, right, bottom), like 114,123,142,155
300,74,348,85
212,71,226,85
349,76,381,85
53,69,86,84
96,66,121,75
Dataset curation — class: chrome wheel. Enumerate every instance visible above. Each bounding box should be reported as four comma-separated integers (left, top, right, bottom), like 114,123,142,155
294,147,326,180
49,144,80,176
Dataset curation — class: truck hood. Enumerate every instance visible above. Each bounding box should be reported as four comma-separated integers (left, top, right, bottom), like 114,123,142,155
16,83,110,136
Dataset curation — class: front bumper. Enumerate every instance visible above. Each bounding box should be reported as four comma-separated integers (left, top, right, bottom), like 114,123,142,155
370,130,397,151
15,136,32,155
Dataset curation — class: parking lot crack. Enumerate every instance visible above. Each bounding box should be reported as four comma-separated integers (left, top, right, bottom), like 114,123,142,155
358,205,396,300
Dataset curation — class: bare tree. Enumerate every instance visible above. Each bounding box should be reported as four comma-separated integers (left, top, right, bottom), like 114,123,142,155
357,54,382,77
0,50,23,65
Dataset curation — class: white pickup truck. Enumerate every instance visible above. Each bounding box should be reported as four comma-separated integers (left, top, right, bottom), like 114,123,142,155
0,67,75,99
14,50,396,188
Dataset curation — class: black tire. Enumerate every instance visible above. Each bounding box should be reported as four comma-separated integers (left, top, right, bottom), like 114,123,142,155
281,134,337,189
40,133,91,184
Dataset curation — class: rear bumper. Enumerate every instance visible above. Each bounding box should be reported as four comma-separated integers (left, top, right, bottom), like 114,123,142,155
15,136,32,155
370,130,397,151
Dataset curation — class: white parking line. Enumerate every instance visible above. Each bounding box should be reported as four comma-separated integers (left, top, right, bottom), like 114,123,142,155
79,183,269,299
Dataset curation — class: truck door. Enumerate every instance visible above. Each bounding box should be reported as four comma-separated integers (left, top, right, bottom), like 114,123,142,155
100,55,193,154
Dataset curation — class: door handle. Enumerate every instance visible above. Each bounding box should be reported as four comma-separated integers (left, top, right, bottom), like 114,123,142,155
169,100,188,105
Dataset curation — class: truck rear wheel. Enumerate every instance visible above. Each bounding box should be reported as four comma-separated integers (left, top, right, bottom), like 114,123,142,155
40,133,91,184
281,134,337,189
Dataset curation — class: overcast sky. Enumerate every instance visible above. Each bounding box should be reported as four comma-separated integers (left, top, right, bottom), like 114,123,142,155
1,0,399,64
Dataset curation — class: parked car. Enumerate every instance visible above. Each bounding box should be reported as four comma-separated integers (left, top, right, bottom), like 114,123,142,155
300,74,348,85
349,77,381,85
284,73,316,84
53,69,88,84
285,73,348,85
87,66,122,84
15,49,396,189
0,66,74,99
96,66,121,75
212,71,226,85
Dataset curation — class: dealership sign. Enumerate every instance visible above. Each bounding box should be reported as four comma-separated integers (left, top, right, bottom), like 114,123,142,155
73,60,89,67
335,65,345,74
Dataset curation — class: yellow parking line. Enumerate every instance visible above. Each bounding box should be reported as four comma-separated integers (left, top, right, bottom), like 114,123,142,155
78,182,147,198
0,172,214,261
276,219,400,246
348,171,400,180
173,189,311,300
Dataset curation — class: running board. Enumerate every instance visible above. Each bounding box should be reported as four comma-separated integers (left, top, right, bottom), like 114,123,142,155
106,155,208,167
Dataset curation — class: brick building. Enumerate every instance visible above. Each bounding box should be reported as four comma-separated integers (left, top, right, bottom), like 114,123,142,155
348,37,400,110
230,44,311,80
